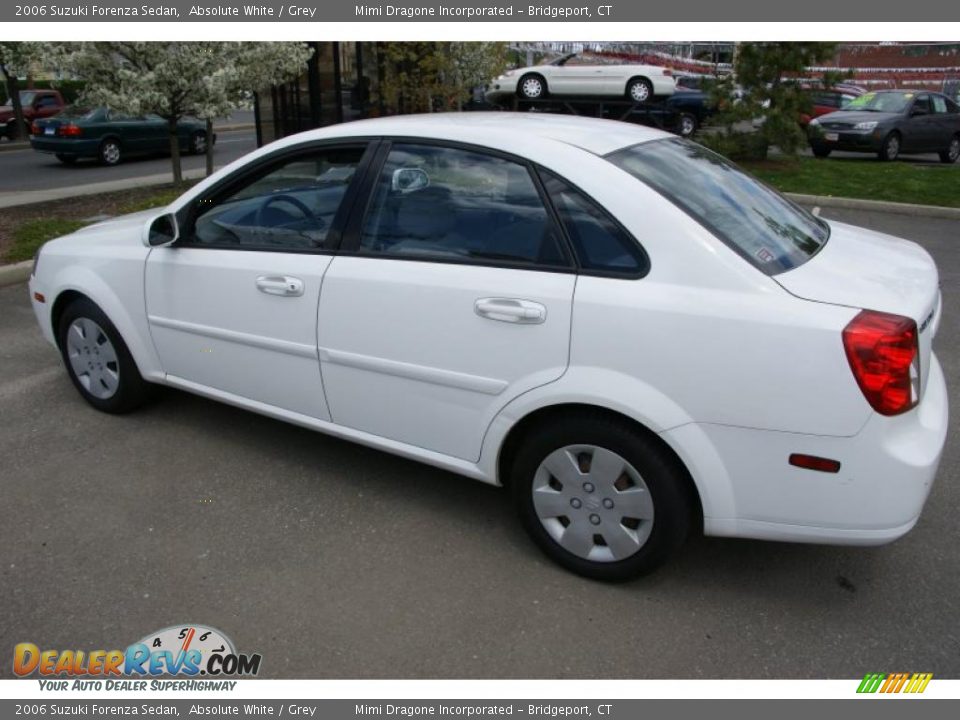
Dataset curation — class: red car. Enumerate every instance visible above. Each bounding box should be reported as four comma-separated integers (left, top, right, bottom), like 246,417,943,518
800,84,866,126
0,89,65,140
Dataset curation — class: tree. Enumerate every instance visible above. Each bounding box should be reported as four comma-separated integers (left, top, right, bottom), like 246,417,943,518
379,42,508,113
702,42,848,159
187,43,313,177
0,42,47,140
63,42,312,183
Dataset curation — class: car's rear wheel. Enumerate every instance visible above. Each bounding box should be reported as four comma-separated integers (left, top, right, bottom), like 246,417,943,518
189,130,207,155
98,138,122,166
627,77,654,104
677,112,697,137
878,131,900,161
510,413,693,581
939,135,960,164
518,74,547,100
811,145,832,159
55,153,78,164
58,298,151,414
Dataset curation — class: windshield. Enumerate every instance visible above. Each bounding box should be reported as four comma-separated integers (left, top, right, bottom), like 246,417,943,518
842,91,912,113
606,138,829,274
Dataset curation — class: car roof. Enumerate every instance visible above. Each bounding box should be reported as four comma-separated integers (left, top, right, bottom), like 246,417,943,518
272,112,670,158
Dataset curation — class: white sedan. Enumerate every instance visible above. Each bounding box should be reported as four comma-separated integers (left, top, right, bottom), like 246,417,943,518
29,113,947,581
486,53,676,104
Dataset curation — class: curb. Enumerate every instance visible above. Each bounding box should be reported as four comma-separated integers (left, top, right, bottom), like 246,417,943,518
0,167,212,209
0,260,31,288
786,192,960,220
0,141,29,153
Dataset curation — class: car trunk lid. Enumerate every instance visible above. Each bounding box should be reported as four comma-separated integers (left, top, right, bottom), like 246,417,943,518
774,219,941,396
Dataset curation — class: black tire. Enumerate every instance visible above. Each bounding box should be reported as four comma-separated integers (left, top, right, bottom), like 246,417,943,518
98,138,122,166
55,153,78,165
518,73,547,100
811,145,832,159
57,298,152,414
939,135,960,164
189,130,207,155
878,131,900,161
677,112,697,137
509,412,694,582
626,77,654,104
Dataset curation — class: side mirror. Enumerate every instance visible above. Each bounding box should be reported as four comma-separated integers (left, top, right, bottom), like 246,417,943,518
391,167,430,194
144,212,179,248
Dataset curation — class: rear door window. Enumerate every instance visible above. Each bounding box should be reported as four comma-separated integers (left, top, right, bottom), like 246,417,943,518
539,170,647,276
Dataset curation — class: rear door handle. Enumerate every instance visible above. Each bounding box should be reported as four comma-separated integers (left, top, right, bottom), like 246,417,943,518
256,275,304,297
474,298,546,324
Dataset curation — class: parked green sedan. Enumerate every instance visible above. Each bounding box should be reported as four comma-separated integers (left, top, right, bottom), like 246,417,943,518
30,106,214,166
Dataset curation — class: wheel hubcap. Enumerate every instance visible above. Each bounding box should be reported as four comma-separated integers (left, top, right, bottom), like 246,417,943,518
522,78,542,98
681,116,695,135
631,83,649,102
950,139,959,160
66,318,120,399
888,137,899,158
532,444,654,563
103,144,120,164
195,136,206,152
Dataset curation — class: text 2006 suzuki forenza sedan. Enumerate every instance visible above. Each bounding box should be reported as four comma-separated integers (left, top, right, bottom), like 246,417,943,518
29,114,947,581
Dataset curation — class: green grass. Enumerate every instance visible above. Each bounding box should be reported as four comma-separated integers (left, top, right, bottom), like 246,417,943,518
7,219,88,264
742,156,960,208
116,187,186,215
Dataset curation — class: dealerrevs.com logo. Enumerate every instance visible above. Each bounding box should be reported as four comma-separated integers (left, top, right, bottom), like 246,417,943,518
14,624,262,687
857,673,933,694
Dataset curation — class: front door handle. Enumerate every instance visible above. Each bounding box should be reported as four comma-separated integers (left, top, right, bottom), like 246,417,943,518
256,275,304,297
474,298,546,324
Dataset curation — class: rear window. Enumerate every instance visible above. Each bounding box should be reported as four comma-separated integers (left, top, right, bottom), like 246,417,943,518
606,138,829,274
58,106,102,120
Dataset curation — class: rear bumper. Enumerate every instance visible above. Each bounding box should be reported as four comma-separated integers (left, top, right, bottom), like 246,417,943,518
668,353,948,545
29,137,100,157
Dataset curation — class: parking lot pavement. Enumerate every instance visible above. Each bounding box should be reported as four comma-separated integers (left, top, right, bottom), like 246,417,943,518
0,207,957,679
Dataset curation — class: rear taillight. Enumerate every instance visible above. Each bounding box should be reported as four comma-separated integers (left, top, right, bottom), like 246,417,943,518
30,122,40,135
58,124,82,137
842,310,919,416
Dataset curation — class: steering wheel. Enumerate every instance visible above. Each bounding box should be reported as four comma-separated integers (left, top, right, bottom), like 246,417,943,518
254,194,319,230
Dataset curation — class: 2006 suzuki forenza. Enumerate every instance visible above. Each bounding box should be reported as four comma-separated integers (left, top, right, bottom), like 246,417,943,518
29,114,948,581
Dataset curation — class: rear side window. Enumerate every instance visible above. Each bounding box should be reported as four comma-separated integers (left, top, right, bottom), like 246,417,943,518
606,138,828,274
359,143,569,268
540,170,647,276
932,95,948,114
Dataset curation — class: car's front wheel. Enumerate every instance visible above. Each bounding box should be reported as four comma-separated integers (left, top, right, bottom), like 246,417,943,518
58,298,151,414
98,138,122,166
878,131,900,161
189,130,207,155
518,74,547,100
811,145,832,158
939,135,960,164
510,413,694,581
677,112,697,137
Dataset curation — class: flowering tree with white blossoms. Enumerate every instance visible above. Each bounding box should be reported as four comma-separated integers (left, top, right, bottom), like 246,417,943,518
65,42,312,184
0,42,48,140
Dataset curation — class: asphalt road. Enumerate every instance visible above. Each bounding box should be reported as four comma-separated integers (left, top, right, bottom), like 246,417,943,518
0,206,957,679
0,129,258,192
